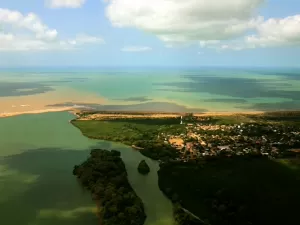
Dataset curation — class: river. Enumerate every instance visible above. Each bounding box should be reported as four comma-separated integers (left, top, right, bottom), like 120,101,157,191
0,112,175,225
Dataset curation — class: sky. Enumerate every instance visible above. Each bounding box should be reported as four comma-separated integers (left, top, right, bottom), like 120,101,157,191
0,0,300,67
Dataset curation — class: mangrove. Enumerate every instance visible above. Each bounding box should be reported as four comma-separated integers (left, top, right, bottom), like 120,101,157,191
73,149,146,225
158,156,300,225
137,160,150,175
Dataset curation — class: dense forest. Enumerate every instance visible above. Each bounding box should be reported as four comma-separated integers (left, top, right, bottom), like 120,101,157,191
158,156,300,225
73,149,146,225
173,203,204,225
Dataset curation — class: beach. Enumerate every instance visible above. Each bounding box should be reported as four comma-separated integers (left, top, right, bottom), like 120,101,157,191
0,107,74,118
0,107,265,119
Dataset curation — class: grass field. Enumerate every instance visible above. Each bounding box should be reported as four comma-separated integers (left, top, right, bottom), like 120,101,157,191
71,118,185,144
199,111,300,126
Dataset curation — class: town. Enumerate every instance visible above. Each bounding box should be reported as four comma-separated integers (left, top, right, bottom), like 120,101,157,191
159,115,300,162
72,111,300,162
72,111,300,225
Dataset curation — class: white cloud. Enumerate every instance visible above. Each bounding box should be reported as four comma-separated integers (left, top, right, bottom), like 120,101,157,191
46,0,86,8
245,15,300,48
121,46,152,52
105,0,300,50
105,0,264,45
0,8,58,41
199,15,300,51
0,8,104,51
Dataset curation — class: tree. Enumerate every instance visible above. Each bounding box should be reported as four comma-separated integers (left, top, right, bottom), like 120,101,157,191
138,160,150,174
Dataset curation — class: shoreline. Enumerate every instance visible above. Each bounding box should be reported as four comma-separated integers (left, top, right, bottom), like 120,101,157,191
0,107,75,118
1,108,299,119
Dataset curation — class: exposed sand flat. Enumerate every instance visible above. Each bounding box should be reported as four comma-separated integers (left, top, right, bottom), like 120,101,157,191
0,87,106,118
0,107,74,118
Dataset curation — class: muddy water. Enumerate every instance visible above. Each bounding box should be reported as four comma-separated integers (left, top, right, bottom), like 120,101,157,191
0,112,174,225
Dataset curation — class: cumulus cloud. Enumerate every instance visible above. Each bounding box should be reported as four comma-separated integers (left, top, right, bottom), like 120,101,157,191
105,0,300,50
0,8,58,41
245,15,300,48
46,0,86,8
199,15,300,50
105,0,264,45
121,46,152,52
0,8,104,51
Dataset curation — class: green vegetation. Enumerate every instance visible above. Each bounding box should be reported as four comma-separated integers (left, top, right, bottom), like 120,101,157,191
158,156,300,225
199,111,300,127
73,149,146,225
137,160,150,175
78,110,180,116
72,118,185,160
173,203,204,225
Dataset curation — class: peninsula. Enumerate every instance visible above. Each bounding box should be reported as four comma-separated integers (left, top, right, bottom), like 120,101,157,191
71,110,300,225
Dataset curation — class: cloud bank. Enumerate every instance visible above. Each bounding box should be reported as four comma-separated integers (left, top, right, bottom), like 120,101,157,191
0,8,104,51
105,0,300,50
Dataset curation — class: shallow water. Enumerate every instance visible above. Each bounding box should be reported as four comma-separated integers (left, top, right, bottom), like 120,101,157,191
1,68,300,112
0,112,175,225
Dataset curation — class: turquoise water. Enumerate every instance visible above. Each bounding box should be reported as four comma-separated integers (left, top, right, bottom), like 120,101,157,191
1,67,300,112
0,112,174,225
1,67,300,225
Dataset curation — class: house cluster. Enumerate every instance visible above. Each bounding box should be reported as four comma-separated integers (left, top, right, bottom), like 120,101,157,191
160,122,300,161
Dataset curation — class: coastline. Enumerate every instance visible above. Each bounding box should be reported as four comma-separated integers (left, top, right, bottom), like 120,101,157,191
0,108,296,119
74,110,265,120
0,107,75,118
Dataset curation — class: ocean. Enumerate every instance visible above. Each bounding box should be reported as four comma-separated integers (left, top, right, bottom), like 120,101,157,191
1,67,300,114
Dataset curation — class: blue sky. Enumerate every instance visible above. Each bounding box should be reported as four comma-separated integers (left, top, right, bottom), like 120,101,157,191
0,0,300,67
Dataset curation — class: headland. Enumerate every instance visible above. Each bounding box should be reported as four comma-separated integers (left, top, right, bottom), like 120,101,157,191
71,109,300,225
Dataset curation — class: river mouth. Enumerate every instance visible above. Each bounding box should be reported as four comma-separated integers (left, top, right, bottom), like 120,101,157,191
0,111,175,225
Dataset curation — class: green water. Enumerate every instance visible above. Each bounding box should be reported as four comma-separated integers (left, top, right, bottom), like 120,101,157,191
2,68,300,112
0,112,175,225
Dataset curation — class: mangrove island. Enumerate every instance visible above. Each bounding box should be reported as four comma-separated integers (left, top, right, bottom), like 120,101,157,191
137,160,150,175
73,149,146,225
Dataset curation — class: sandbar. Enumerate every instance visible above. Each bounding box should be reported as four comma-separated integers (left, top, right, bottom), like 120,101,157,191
0,107,74,118
0,87,105,118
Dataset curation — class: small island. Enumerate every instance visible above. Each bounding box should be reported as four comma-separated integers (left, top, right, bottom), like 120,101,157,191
73,149,146,225
137,160,150,174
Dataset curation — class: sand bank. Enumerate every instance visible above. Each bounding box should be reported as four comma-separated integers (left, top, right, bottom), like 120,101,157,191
0,107,74,118
0,87,105,118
